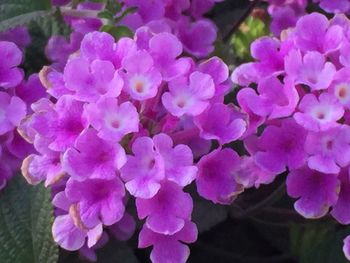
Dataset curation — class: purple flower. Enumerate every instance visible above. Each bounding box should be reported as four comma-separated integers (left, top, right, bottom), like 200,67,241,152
139,221,197,263
120,136,165,199
237,76,299,120
30,96,86,151
122,50,162,100
0,26,31,50
153,133,197,187
162,71,215,117
329,67,350,108
149,32,190,81
0,92,26,135
331,169,350,224
287,166,339,218
317,0,350,13
63,129,126,181
305,125,350,174
84,98,139,141
64,57,123,102
0,41,24,89
250,119,307,174
294,93,344,131
343,235,350,261
285,50,336,90
65,177,125,228
136,181,192,235
194,103,246,144
196,148,244,204
294,13,343,53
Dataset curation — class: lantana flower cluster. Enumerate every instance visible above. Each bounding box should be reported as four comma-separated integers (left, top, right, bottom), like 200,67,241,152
0,35,45,190
47,0,221,70
20,27,248,262
266,0,350,36
232,12,350,260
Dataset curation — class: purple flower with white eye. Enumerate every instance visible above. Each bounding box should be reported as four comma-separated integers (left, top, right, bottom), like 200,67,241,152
196,148,244,204
237,76,299,120
329,68,350,108
30,95,86,151
139,221,197,263
153,133,197,187
149,32,191,81
162,71,215,117
64,57,123,102
285,50,336,90
0,41,24,89
249,119,307,174
84,97,139,142
194,103,246,144
287,166,339,219
122,50,162,101
65,177,125,228
331,169,350,224
294,93,344,132
120,136,165,199
305,125,350,174
136,181,193,235
0,92,26,135
63,129,126,181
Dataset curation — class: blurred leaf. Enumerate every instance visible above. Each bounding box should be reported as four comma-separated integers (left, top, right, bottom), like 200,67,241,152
98,10,115,20
0,176,58,263
0,0,52,31
192,195,228,233
231,16,269,61
100,25,133,41
290,223,349,263
23,9,71,75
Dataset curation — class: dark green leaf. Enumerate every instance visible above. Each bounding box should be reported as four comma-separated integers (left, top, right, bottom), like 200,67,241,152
0,0,52,31
98,10,114,20
100,25,133,41
0,176,58,263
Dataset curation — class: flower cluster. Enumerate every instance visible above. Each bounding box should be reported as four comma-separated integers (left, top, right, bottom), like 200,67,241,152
20,27,247,262
0,36,45,190
46,0,220,70
232,12,350,260
266,0,350,36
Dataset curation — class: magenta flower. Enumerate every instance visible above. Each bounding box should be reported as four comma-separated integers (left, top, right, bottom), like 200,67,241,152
237,76,299,120
331,169,350,224
294,93,344,131
329,67,350,108
65,177,125,228
80,31,115,62
162,71,215,117
287,166,339,218
30,96,86,151
120,136,165,199
305,125,350,174
344,235,350,261
122,50,162,100
64,57,123,102
136,181,192,235
63,129,126,181
285,50,336,90
196,148,244,204
153,133,197,187
294,13,343,54
194,103,246,144
149,32,191,81
250,119,307,174
84,98,139,141
0,92,26,135
139,221,197,263
0,41,24,89
177,18,217,58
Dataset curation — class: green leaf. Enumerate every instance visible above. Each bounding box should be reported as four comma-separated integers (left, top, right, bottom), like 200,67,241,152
0,176,58,263
98,10,115,20
23,9,71,75
0,0,52,31
100,25,133,41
